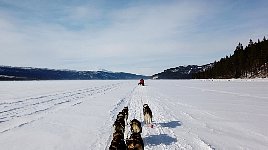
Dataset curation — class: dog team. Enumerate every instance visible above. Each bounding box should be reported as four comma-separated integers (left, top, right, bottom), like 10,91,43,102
109,104,153,150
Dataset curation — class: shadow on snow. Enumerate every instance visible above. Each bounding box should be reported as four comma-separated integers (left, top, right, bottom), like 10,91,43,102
142,121,181,146
159,121,182,128
144,134,177,146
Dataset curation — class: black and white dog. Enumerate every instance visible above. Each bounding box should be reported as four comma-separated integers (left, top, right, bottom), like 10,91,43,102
143,104,153,125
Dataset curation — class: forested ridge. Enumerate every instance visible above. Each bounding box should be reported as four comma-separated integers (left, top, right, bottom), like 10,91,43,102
193,37,268,79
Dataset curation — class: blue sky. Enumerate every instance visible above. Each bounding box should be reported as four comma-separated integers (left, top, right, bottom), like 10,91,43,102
0,0,267,75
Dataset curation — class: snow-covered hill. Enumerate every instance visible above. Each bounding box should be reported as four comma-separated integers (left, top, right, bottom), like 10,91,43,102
152,64,212,79
0,66,147,80
0,80,268,149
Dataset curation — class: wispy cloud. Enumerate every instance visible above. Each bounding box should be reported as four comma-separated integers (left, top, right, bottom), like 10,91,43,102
0,0,267,75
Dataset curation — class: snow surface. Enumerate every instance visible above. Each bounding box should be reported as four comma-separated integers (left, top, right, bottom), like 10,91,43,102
0,79,268,150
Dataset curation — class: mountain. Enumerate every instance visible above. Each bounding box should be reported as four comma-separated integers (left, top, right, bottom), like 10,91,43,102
0,66,147,80
152,64,211,79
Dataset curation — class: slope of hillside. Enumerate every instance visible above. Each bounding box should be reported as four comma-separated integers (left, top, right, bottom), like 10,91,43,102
152,64,212,79
0,66,147,80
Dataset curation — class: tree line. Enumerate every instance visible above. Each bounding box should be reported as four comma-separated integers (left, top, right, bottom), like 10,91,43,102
193,36,268,79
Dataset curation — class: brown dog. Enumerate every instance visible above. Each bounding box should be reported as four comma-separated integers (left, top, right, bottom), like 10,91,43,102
109,132,126,150
126,133,144,150
113,119,125,134
130,119,142,134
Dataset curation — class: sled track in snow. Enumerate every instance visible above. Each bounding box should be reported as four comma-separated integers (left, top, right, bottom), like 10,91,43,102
150,88,217,150
87,83,219,150
0,83,121,133
105,85,216,150
100,85,189,150
131,86,187,150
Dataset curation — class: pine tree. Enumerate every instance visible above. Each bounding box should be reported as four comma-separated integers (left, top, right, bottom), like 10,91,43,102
249,39,254,46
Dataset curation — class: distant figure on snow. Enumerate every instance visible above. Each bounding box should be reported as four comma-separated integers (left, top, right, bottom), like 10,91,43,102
138,79,144,86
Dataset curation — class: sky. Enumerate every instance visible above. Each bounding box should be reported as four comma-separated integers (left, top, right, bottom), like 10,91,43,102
0,0,268,75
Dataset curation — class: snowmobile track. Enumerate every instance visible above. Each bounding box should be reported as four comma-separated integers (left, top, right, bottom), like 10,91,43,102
0,83,121,133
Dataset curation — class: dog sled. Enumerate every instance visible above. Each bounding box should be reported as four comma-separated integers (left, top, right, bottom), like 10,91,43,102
138,79,145,86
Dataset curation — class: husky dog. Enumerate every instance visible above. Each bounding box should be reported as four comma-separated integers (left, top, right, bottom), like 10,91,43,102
117,112,125,120
117,112,126,126
126,133,144,150
113,110,127,133
130,119,142,134
112,131,124,142
143,104,152,125
143,104,148,114
113,119,125,133
109,131,126,150
113,120,124,133
122,106,129,124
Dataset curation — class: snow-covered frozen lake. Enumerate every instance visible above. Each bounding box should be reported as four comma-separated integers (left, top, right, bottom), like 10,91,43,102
0,79,268,150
